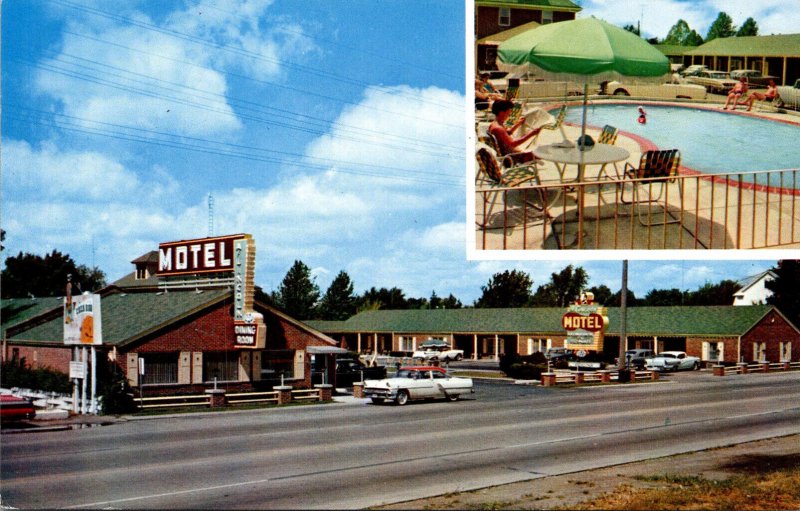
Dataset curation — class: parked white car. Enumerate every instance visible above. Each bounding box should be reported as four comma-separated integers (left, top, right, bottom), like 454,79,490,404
364,366,474,405
605,81,706,100
685,70,737,94
412,340,464,361
645,351,701,371
776,79,800,110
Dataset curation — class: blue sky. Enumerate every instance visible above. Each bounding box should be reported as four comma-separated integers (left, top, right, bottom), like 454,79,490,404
0,0,788,304
579,0,798,39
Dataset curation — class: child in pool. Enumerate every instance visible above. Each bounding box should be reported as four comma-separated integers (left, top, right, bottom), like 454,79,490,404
637,106,647,124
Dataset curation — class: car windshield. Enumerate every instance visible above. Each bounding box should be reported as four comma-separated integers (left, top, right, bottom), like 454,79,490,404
708,72,728,78
662,353,677,359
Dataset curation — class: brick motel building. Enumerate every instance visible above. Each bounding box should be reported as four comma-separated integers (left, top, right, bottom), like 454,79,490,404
309,305,800,366
1,244,346,395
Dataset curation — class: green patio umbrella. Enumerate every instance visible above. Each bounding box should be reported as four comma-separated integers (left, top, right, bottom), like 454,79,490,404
497,17,670,146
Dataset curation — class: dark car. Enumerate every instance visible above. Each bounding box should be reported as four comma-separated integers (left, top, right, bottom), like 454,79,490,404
616,349,656,369
0,395,36,422
335,358,387,388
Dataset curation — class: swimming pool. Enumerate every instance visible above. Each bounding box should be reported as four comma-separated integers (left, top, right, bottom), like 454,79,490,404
562,104,800,176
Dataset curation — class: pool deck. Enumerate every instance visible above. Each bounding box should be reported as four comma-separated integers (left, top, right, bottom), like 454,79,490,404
475,99,800,251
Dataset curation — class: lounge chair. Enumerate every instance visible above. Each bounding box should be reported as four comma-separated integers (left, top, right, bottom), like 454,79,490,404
621,149,683,226
475,143,549,229
597,125,620,180
598,125,618,145
538,105,572,146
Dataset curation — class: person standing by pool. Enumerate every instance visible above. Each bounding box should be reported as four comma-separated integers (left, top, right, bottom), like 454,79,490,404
723,77,748,110
743,79,781,111
489,99,542,165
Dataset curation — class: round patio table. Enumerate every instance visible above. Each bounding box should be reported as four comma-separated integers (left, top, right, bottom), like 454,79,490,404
534,143,630,248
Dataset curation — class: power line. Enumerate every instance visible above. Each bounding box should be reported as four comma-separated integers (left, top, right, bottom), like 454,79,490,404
47,0,463,112
5,106,464,187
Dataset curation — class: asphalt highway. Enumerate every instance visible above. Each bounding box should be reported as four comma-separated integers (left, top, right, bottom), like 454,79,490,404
2,371,798,509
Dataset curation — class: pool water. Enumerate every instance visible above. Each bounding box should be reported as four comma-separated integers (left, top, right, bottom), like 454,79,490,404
563,104,800,178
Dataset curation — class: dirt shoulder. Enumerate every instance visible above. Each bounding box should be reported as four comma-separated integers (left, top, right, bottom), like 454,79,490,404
373,434,800,510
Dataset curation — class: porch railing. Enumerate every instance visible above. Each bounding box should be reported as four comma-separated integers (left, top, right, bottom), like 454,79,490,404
476,168,800,250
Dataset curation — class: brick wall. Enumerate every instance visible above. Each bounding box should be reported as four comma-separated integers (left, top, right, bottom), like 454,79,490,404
3,344,73,373
685,337,739,364
741,310,800,363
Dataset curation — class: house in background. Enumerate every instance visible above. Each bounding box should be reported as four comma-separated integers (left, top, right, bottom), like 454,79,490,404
474,0,581,71
733,270,776,306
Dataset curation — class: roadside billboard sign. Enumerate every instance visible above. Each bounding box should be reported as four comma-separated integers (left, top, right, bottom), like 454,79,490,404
64,293,102,345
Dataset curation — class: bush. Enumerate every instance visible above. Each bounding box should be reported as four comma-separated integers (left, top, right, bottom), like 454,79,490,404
508,363,547,380
0,357,71,394
98,372,136,414
500,352,549,380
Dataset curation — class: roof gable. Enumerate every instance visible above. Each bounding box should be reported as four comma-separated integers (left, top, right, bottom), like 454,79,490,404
8,289,231,346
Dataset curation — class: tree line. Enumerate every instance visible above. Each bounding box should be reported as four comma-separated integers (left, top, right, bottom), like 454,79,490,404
625,11,759,46
3,245,799,328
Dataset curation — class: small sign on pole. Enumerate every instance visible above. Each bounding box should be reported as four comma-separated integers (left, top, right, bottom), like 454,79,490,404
69,361,87,379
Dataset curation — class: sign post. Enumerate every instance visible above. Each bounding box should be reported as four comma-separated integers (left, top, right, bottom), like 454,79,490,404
562,292,608,353
64,291,103,414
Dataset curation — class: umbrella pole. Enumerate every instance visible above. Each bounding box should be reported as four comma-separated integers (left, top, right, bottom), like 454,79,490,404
580,82,588,144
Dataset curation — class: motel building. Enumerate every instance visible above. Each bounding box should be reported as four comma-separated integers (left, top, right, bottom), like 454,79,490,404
308,304,800,366
1,235,347,396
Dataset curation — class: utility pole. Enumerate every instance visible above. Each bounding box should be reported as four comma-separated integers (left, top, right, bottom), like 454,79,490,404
618,260,628,371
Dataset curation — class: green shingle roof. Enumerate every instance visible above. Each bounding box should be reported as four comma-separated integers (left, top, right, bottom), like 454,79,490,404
477,0,581,10
307,305,777,338
686,34,800,57
1,297,64,337
7,289,231,347
654,44,697,56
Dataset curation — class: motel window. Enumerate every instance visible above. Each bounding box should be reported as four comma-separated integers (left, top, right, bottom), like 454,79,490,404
398,336,415,352
261,350,295,380
136,267,147,279
703,342,722,362
140,353,178,384
780,342,792,362
541,10,553,24
753,342,767,362
203,352,238,382
498,7,510,26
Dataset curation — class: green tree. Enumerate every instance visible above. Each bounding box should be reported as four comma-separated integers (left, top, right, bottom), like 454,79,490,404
685,29,704,46
359,287,407,310
531,265,588,307
623,24,640,36
586,284,614,305
1,250,106,298
642,288,686,306
427,291,463,309
475,270,533,308
766,260,800,326
686,280,740,305
317,270,357,320
736,17,758,37
273,260,320,319
663,19,703,46
706,12,736,41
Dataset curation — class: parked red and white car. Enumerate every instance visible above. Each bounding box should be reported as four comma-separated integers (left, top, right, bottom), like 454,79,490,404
364,366,473,405
645,351,701,371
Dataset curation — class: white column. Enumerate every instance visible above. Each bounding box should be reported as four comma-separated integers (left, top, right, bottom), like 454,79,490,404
473,335,478,360
81,347,88,414
494,335,499,361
